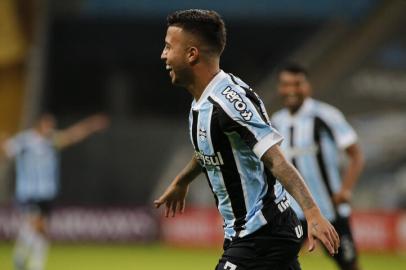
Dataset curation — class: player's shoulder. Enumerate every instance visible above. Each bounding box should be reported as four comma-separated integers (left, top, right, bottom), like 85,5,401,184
12,130,33,142
212,73,246,95
209,73,248,105
312,99,345,125
271,108,289,122
311,99,344,119
208,73,255,120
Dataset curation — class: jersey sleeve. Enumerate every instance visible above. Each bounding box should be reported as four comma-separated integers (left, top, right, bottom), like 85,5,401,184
210,85,283,159
319,105,357,149
3,134,24,158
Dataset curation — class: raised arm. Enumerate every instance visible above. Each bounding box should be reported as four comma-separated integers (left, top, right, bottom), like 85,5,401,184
154,154,202,217
0,133,10,161
54,114,109,149
262,144,340,255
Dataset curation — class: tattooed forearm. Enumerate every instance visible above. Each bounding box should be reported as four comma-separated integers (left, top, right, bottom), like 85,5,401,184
274,159,315,210
262,145,317,212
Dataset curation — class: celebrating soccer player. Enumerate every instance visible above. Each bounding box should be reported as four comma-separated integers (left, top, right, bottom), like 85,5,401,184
0,113,109,270
271,62,364,270
155,9,339,270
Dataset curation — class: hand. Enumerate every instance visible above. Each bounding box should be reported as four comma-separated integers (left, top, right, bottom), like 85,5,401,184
0,132,9,145
154,182,189,217
306,209,340,256
333,189,352,205
87,114,110,132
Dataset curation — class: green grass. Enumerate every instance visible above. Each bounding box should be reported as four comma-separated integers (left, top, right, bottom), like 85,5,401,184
1,242,405,270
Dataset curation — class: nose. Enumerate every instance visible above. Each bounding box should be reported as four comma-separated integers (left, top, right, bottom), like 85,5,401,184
160,48,166,60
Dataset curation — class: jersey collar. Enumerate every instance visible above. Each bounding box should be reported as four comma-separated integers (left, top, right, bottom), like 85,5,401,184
192,70,227,110
297,98,314,116
286,98,315,121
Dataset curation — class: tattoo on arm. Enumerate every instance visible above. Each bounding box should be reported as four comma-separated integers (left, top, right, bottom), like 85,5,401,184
262,145,316,211
311,221,319,232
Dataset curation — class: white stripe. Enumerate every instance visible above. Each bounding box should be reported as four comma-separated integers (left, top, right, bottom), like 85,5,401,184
228,137,250,215
188,108,195,148
205,106,214,153
252,132,284,158
205,106,235,224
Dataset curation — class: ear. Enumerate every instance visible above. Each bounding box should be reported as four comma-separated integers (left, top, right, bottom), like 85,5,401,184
187,46,199,64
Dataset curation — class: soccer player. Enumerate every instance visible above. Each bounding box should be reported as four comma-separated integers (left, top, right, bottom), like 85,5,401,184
0,113,109,270
271,63,364,270
154,9,339,270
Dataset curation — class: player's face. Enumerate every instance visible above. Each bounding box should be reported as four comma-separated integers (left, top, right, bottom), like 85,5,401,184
161,26,193,86
277,71,311,113
38,114,56,137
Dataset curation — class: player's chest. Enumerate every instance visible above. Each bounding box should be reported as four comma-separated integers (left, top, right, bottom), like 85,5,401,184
279,117,316,147
23,139,54,157
190,107,218,152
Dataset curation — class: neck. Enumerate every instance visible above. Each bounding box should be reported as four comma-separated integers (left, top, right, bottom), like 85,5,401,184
288,98,309,115
288,106,301,115
186,61,220,101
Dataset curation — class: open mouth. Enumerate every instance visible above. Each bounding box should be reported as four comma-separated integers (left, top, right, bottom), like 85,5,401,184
166,64,173,76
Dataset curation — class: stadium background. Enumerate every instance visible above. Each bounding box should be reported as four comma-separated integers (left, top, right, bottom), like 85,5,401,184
0,0,405,269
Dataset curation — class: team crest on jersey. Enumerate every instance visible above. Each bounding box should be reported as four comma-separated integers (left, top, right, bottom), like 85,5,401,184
198,128,207,141
222,86,253,121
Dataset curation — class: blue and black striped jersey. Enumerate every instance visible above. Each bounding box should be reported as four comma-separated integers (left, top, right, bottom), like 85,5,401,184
189,70,287,239
272,98,357,221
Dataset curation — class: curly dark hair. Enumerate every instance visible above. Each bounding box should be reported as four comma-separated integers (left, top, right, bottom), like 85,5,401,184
277,62,309,78
167,9,227,56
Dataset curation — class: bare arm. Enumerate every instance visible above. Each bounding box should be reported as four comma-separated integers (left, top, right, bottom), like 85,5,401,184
154,154,202,217
54,114,109,149
0,134,8,161
262,144,339,255
333,143,364,204
0,132,15,162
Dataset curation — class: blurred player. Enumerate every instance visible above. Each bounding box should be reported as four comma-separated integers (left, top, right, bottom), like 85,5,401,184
271,63,364,270
155,9,339,270
0,113,109,270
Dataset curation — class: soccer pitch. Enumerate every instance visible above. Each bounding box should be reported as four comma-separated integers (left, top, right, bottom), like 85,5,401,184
1,242,405,270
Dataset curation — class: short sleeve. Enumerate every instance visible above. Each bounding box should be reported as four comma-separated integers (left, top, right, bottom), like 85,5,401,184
320,106,357,149
210,85,283,158
4,135,24,158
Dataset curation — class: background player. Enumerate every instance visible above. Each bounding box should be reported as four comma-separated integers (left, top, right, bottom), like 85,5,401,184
0,113,109,270
271,62,364,270
155,9,339,270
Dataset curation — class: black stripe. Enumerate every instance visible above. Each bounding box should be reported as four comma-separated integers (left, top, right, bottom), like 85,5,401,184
208,96,258,149
210,105,247,231
192,110,219,207
191,110,199,150
228,73,269,124
260,168,278,223
314,117,337,212
290,126,298,168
